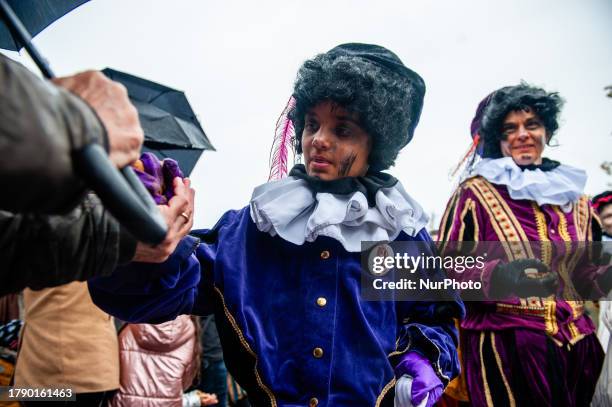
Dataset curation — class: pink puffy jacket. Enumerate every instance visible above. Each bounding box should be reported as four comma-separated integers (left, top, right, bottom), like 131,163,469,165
110,315,197,407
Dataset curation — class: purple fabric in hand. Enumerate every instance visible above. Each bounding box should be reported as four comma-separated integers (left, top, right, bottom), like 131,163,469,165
395,352,443,407
162,159,184,202
135,153,165,204
132,152,184,205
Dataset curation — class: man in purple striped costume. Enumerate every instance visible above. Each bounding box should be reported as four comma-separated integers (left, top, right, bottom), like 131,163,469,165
438,84,609,406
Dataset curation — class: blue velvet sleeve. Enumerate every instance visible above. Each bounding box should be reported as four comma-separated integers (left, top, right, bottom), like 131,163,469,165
391,229,465,385
88,210,240,324
393,303,463,385
88,235,203,324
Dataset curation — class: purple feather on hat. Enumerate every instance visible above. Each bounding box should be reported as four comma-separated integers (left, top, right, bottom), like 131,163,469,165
268,96,296,181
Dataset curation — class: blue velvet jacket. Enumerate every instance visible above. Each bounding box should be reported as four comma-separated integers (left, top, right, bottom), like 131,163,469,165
89,207,463,407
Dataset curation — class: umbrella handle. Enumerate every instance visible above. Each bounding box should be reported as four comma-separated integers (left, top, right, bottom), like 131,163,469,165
73,144,168,245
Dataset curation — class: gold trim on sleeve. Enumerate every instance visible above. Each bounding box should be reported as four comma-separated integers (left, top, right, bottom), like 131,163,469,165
466,180,513,260
544,300,558,336
567,321,586,345
468,178,533,262
457,198,480,250
375,377,397,407
553,206,572,242
573,197,589,241
490,332,516,407
439,188,462,243
552,206,581,299
532,203,552,266
214,286,277,407
480,179,532,243
479,332,494,407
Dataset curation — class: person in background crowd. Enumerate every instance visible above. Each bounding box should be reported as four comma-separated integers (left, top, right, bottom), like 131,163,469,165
110,315,217,407
594,191,612,240
592,191,612,406
0,319,21,373
14,282,119,407
0,292,21,407
195,315,228,407
438,84,607,406
0,294,19,325
594,191,612,349
227,374,250,407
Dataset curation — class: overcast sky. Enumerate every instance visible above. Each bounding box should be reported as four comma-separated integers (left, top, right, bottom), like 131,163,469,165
6,0,612,229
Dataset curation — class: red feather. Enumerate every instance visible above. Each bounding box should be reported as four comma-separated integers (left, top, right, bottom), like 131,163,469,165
268,96,296,181
449,134,480,178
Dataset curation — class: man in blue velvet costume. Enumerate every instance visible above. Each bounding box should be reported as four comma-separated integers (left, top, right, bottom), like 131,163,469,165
89,43,464,407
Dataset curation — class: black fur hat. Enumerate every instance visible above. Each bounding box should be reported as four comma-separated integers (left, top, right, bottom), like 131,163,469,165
478,83,564,158
289,43,425,171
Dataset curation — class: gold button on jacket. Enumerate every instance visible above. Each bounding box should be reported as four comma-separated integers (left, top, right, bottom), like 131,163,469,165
313,347,324,358
320,250,330,259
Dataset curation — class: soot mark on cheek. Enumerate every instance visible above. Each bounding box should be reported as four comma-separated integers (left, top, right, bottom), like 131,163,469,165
338,151,357,177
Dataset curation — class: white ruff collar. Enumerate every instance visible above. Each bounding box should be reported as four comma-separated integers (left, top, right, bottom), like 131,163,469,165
249,176,429,252
471,157,586,208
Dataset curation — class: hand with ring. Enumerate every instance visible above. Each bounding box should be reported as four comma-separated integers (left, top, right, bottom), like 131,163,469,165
130,152,196,263
132,177,195,263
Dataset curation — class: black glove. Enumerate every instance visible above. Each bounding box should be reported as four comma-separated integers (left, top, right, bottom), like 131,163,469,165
490,259,558,299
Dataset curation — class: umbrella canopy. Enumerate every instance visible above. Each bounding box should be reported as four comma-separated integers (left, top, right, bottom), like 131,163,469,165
0,0,89,50
102,68,214,176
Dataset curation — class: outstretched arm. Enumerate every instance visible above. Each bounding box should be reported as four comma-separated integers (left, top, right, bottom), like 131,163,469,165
88,235,203,324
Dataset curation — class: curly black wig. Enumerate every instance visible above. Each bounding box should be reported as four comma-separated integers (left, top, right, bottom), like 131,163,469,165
289,43,425,172
479,83,565,158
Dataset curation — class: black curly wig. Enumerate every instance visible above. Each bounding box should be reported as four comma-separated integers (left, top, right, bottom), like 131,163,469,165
479,83,565,158
289,43,425,172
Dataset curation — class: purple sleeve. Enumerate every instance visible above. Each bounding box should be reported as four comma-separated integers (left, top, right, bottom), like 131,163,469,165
438,184,501,291
395,352,443,407
390,230,465,387
88,236,202,323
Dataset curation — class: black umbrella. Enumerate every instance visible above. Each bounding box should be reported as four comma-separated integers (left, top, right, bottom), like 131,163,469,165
0,0,167,244
0,0,89,76
0,1,89,48
102,68,215,176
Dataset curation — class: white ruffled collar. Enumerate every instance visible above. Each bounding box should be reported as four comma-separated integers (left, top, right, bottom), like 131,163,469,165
249,176,429,252
470,157,586,208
